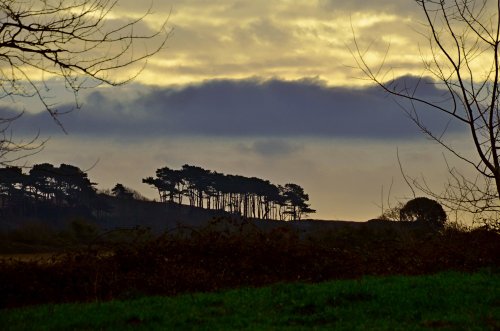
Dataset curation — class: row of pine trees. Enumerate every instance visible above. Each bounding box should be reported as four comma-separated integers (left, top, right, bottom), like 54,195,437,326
0,163,315,221
143,165,315,221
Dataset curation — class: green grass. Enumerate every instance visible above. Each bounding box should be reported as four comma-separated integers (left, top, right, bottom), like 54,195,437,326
1,271,498,331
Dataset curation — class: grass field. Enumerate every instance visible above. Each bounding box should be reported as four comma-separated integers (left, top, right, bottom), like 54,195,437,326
1,270,498,331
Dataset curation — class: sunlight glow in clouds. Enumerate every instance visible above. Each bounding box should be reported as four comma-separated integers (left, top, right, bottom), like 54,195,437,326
110,0,428,87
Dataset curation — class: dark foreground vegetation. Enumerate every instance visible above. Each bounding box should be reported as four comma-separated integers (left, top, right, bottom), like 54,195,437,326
2,271,498,331
0,217,498,309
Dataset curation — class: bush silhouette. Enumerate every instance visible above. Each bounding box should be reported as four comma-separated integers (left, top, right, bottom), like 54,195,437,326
69,219,99,243
399,197,447,228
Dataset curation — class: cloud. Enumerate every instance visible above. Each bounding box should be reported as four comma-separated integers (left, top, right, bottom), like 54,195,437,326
238,139,303,157
4,75,465,140
318,0,418,16
107,0,429,86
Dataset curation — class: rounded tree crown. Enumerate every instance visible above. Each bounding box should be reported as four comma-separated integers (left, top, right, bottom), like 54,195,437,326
399,197,447,227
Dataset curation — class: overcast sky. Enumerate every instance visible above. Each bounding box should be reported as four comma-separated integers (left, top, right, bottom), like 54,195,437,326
1,0,483,221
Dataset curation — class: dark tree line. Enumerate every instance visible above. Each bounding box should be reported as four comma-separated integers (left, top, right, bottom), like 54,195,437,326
0,163,96,214
0,162,316,222
143,165,315,221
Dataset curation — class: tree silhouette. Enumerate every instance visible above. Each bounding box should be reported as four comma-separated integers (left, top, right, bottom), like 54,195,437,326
281,183,315,221
0,162,98,218
0,166,26,209
111,183,134,199
399,197,447,228
0,0,169,163
58,164,96,206
143,166,184,204
180,164,212,208
29,163,58,202
143,164,316,221
351,0,500,227
28,163,96,206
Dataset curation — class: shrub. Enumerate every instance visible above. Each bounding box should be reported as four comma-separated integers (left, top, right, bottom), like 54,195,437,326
68,219,99,244
379,202,405,221
399,197,447,228
8,223,59,245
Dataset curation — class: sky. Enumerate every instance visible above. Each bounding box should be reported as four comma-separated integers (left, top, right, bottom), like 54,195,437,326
0,0,483,221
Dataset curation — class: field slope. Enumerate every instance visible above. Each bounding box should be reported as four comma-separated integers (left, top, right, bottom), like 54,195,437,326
1,270,498,331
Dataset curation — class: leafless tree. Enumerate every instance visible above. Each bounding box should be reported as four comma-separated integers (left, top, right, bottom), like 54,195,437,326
0,0,170,165
0,113,43,166
351,0,500,228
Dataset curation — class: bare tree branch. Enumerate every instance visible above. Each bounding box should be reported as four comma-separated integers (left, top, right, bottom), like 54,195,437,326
351,0,500,228
0,0,171,164
0,112,45,166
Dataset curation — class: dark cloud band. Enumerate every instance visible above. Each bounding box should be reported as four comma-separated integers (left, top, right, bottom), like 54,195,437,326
3,76,465,139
